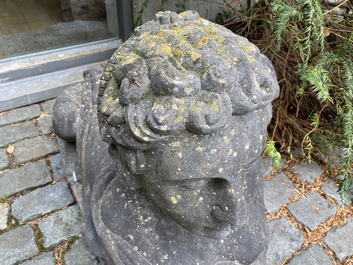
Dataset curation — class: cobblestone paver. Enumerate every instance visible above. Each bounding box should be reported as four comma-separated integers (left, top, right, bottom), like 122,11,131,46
0,121,39,148
1,99,353,264
64,239,100,265
287,244,334,265
291,161,323,184
13,136,59,164
0,148,9,170
0,105,41,126
287,192,336,231
323,217,353,261
39,205,82,248
264,172,297,214
20,252,55,265
0,203,8,230
0,161,52,198
0,225,39,265
266,217,305,264
12,182,74,223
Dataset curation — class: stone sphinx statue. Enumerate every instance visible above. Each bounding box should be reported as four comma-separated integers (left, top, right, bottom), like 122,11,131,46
53,10,279,265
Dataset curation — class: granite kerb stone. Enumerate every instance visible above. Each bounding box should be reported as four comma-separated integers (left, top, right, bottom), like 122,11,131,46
11,182,75,223
0,104,41,127
0,121,39,148
0,161,52,199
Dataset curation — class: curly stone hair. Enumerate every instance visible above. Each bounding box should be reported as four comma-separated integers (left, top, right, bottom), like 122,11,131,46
97,10,279,152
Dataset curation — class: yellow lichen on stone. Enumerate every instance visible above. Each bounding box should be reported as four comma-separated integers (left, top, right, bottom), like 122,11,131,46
120,55,136,66
172,48,184,57
161,44,172,56
171,196,178,204
211,101,219,111
247,55,255,63
223,136,230,144
196,146,204,152
191,50,201,61
147,42,156,48
198,37,209,49
241,44,255,54
170,141,181,147
173,115,184,124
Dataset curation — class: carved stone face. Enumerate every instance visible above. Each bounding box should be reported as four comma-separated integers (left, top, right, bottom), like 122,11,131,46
140,113,266,239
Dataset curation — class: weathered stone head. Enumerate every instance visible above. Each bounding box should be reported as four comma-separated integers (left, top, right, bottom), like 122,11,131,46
97,10,279,240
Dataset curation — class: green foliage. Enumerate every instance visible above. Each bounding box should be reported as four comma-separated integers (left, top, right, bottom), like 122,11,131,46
175,0,189,13
135,0,149,27
223,0,353,203
264,140,282,168
270,0,353,203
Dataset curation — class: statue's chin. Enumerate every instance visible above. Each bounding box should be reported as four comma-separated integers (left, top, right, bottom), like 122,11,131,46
186,223,232,240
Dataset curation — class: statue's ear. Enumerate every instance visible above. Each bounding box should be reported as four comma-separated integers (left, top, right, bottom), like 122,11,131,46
108,145,146,188
122,149,146,188
124,150,146,175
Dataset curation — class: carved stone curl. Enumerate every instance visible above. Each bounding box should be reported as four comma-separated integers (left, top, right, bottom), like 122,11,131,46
53,10,279,265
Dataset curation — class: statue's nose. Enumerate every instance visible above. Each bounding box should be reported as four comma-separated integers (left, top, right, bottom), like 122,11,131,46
210,178,237,225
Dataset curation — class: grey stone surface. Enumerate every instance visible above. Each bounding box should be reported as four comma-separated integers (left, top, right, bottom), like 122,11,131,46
0,161,52,199
0,148,9,170
287,244,334,265
322,177,343,207
323,217,353,261
64,238,99,265
11,182,75,223
39,205,82,248
264,172,297,214
292,161,323,184
54,10,280,264
287,192,336,231
41,99,56,114
0,121,39,148
0,225,39,265
37,114,53,135
0,202,8,230
49,153,66,180
13,136,59,164
267,217,305,264
0,104,41,126
20,252,55,265
262,156,285,177
70,182,83,209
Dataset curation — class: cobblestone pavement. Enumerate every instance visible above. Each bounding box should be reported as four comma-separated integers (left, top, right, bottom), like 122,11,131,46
0,99,353,265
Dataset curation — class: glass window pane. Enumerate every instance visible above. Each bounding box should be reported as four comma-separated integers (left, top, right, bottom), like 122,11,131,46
0,0,120,60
